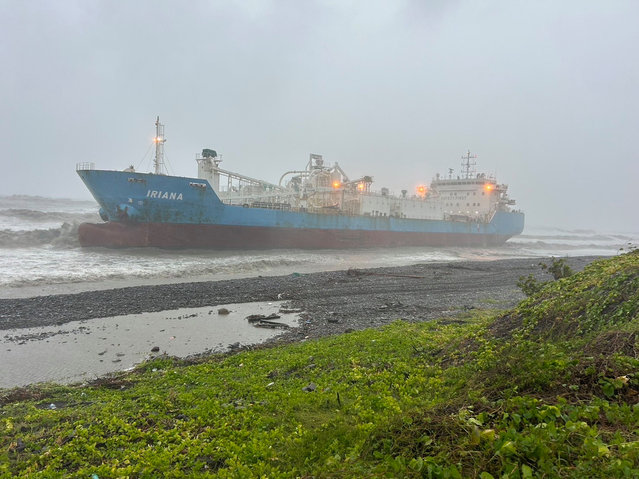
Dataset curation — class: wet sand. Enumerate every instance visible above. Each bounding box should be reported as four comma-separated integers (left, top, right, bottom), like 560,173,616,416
0,256,601,388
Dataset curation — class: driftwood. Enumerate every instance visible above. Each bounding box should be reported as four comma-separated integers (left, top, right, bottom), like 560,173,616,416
252,319,289,329
245,313,281,323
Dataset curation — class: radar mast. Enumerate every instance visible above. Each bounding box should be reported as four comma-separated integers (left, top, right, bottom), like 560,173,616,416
153,116,166,174
461,150,477,179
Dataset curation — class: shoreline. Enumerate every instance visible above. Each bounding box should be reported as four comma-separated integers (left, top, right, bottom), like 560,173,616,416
0,255,602,389
0,256,601,338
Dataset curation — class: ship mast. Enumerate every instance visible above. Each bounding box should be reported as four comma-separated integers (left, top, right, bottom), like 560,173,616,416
461,150,477,179
153,116,166,175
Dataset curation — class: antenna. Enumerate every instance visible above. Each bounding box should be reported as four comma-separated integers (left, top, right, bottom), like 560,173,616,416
153,116,166,174
461,150,477,179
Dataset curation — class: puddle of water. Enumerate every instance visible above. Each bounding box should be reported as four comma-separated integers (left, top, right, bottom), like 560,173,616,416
0,301,299,389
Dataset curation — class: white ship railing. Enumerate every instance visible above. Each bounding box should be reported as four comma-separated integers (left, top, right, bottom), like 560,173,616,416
76,162,95,171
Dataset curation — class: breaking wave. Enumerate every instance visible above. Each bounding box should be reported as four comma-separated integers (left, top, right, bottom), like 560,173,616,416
0,223,81,248
0,208,98,224
517,233,637,243
508,230,639,256
510,240,627,251
0,250,319,289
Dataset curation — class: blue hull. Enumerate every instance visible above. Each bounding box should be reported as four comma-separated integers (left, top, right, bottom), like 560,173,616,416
77,170,525,248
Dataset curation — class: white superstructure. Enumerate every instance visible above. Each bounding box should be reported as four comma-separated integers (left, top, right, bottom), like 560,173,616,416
195,151,517,223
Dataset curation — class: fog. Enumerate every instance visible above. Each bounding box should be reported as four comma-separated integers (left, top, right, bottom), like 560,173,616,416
1,0,637,231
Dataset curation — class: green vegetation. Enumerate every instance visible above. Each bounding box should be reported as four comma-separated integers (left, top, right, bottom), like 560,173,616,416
517,257,575,297
2,252,638,478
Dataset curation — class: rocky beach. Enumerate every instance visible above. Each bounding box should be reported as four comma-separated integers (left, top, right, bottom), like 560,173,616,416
0,255,602,388
1,256,599,339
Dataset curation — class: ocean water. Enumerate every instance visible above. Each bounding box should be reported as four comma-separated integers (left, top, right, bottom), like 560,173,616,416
1,195,637,299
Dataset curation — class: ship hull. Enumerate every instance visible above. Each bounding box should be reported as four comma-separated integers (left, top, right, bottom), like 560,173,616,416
77,169,525,249
78,221,518,249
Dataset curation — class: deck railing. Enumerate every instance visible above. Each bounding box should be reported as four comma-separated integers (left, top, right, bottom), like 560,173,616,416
76,162,95,171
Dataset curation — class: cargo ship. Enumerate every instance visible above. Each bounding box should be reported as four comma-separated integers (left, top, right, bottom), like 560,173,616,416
76,118,524,249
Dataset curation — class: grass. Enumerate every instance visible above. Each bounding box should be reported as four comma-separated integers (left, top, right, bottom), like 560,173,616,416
1,251,638,478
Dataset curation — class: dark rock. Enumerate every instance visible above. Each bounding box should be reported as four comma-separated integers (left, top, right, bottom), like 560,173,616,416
302,382,317,392
217,308,230,315
151,346,160,352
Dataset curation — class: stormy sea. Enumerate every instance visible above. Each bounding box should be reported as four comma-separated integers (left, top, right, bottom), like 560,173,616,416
1,194,637,299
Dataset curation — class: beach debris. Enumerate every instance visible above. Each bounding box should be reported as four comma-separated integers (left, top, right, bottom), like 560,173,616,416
229,342,241,350
48,403,57,410
266,382,275,388
246,313,281,322
217,308,230,315
151,346,160,352
302,382,317,392
97,350,107,356
116,353,125,357
253,319,289,329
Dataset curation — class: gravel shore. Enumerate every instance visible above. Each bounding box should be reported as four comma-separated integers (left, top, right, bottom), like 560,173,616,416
0,256,600,342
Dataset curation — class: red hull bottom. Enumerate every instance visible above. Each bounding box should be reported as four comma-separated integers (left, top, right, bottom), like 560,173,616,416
78,222,513,249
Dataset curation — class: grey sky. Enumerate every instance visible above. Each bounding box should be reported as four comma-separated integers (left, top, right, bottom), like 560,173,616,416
1,0,637,231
